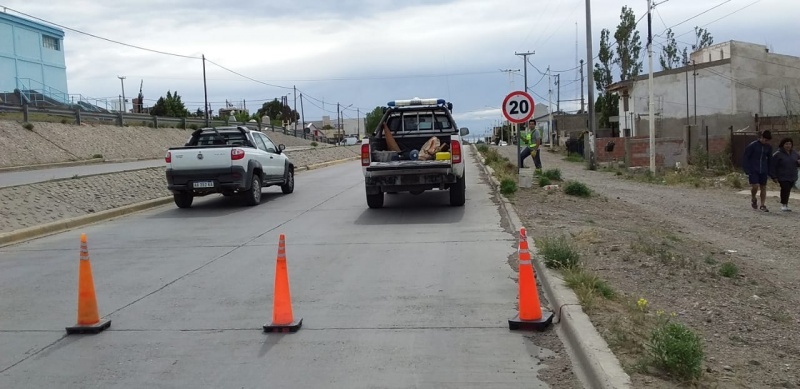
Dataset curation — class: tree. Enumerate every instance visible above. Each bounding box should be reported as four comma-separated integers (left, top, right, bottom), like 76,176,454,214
659,28,681,70
256,99,299,126
195,108,204,117
693,27,713,51
234,110,250,123
594,28,618,129
614,6,643,81
150,90,188,117
363,106,383,136
680,27,714,66
594,29,614,95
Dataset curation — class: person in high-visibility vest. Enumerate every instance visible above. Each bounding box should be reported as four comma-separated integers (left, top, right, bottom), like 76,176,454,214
519,119,542,172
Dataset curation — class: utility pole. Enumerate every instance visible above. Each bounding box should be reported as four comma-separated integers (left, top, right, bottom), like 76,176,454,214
548,66,554,147
357,108,360,139
515,50,534,174
293,85,298,132
693,60,697,125
685,65,690,126
202,54,209,126
300,93,306,133
556,74,561,113
585,0,597,170
580,59,585,113
117,76,127,113
337,102,341,143
647,0,656,173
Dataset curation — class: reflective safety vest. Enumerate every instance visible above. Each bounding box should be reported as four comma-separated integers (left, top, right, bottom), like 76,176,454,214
521,129,539,148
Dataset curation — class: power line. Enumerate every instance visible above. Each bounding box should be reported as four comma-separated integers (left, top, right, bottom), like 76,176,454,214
1,5,200,60
674,0,762,39
204,59,294,90
658,0,732,37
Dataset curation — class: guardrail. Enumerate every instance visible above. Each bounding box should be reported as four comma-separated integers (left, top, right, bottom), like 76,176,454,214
0,104,330,142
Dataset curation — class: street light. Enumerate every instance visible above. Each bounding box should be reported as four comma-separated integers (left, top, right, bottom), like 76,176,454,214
117,76,127,113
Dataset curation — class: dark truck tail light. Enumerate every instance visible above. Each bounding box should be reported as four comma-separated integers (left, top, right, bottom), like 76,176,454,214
451,140,461,164
361,143,370,166
165,151,171,163
231,148,245,161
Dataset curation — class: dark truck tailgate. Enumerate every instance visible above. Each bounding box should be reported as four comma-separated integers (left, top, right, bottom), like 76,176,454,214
366,160,451,173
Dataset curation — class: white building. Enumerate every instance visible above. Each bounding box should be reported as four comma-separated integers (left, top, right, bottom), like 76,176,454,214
608,41,800,138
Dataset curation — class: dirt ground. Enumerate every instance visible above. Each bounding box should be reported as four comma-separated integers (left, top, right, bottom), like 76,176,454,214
492,145,800,388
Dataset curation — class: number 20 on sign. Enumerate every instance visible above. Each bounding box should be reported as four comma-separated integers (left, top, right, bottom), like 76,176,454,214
502,91,535,124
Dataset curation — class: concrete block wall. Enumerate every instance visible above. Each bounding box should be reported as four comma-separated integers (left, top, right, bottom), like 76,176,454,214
593,136,688,168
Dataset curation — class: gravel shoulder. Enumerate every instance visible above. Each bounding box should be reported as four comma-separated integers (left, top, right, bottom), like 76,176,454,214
0,146,360,234
492,145,800,388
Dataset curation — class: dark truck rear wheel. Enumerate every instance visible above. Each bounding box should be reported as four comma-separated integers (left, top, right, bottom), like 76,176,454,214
449,174,466,206
366,191,384,209
174,191,193,208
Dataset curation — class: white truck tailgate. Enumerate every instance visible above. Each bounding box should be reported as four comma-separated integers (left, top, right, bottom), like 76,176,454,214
170,148,232,170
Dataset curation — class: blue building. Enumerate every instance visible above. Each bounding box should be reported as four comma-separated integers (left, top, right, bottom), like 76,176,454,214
0,10,68,104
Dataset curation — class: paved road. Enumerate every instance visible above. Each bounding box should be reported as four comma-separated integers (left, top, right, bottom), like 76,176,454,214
0,147,314,188
0,148,556,388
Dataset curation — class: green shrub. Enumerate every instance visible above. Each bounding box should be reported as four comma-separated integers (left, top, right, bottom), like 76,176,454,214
91,154,103,159
477,144,489,154
60,118,69,124
22,122,34,131
542,168,562,181
538,176,552,187
188,124,199,130
563,267,615,307
537,235,580,269
310,141,318,147
564,181,591,197
648,320,704,380
500,178,517,195
719,262,739,278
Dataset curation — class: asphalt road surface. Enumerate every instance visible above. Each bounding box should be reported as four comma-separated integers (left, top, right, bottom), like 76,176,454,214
0,148,557,388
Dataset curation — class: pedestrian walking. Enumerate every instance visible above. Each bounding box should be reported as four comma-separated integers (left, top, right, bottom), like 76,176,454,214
770,137,800,212
742,130,773,212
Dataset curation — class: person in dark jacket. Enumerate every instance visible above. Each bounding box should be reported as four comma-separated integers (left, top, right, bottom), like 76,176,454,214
742,130,773,212
770,137,800,212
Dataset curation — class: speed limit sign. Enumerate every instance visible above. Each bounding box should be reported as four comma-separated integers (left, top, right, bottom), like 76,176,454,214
502,91,535,124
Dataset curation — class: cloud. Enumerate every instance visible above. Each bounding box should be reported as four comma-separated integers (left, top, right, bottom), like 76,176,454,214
2,0,798,137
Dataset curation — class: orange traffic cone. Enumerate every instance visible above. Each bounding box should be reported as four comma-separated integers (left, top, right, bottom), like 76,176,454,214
263,234,302,333
66,233,111,335
509,227,554,331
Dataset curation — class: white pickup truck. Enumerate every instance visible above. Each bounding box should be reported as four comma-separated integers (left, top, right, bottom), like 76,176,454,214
360,98,469,208
165,126,295,208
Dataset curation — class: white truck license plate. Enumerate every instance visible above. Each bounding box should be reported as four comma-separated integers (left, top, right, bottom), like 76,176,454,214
193,181,214,188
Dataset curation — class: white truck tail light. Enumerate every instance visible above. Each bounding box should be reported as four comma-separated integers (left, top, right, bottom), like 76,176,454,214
165,151,171,163
451,140,461,164
231,148,245,161
361,143,370,166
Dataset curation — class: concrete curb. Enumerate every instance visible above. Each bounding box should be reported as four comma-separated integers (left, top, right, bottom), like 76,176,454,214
470,144,631,389
0,158,104,173
297,156,359,172
0,155,360,248
0,197,174,248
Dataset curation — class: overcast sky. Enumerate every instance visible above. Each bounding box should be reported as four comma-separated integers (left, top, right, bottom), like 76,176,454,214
2,0,797,139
